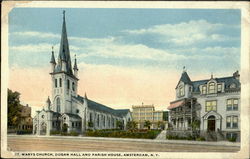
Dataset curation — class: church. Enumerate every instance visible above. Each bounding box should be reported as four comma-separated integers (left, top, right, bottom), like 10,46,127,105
33,12,132,135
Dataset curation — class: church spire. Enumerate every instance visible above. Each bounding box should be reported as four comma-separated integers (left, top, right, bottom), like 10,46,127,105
50,46,56,72
55,10,73,75
73,55,78,77
73,55,78,70
50,46,56,64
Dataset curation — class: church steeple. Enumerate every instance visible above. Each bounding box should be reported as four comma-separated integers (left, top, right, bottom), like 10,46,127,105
50,11,79,114
55,10,73,75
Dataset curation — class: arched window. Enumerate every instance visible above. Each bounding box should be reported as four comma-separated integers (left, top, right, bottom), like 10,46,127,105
72,82,75,91
67,80,70,89
55,79,57,88
178,85,184,97
108,117,110,127
208,82,215,94
112,117,114,127
56,98,61,113
97,115,100,127
90,113,93,122
103,116,105,127
59,78,62,87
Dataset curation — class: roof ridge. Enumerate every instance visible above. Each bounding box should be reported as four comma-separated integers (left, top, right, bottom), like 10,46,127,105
192,76,234,83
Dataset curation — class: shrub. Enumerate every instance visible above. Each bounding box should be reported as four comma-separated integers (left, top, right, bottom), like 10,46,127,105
228,136,237,142
16,130,32,135
60,132,69,136
50,130,60,135
196,137,206,141
69,131,79,136
85,129,161,139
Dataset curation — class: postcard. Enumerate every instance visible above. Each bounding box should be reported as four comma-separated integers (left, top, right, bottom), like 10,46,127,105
1,1,250,158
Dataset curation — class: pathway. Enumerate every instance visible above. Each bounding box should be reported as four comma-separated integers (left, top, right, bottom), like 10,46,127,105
155,130,167,140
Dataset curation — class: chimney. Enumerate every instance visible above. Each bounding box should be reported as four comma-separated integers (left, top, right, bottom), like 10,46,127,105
233,70,240,81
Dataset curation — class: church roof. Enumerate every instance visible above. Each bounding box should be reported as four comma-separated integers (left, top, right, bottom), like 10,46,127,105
64,113,81,119
114,109,131,117
54,11,74,75
74,95,130,117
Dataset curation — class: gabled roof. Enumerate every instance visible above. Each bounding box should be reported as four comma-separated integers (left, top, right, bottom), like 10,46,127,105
176,71,192,88
74,95,129,117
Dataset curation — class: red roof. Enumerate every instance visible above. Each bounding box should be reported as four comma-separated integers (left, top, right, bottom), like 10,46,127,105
168,100,185,110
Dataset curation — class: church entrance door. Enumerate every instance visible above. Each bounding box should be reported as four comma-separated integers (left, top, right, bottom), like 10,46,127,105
40,122,47,135
62,123,68,133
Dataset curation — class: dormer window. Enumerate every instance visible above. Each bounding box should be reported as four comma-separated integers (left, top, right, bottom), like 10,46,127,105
202,86,206,94
230,83,236,89
217,84,222,93
208,82,215,94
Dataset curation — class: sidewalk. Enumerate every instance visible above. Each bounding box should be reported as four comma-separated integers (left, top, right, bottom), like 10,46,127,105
8,134,240,147
155,130,167,140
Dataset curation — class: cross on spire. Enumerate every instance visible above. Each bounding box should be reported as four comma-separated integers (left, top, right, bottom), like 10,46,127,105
183,66,186,72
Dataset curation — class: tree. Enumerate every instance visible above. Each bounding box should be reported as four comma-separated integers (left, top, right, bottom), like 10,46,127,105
144,120,151,130
127,121,137,131
62,123,68,132
157,121,164,130
116,120,123,130
8,89,21,127
191,120,200,131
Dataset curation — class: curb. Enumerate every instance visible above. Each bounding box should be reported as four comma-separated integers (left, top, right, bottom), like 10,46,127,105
8,134,240,147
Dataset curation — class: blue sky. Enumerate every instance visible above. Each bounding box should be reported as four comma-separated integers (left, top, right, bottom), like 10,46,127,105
9,8,241,75
8,8,241,112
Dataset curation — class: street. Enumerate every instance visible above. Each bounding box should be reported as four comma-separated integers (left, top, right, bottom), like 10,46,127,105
7,135,240,152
